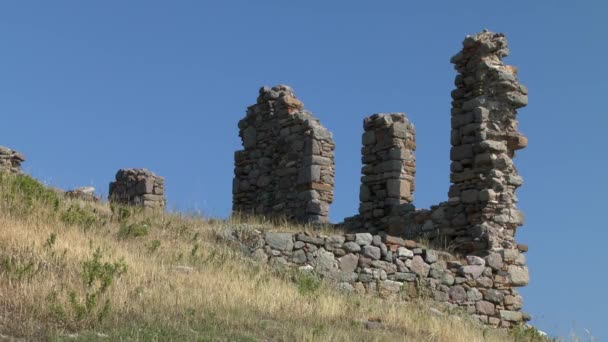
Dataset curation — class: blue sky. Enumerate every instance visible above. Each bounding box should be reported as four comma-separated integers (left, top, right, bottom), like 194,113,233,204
1,1,606,339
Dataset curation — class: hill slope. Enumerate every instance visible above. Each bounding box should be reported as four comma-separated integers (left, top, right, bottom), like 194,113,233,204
0,173,547,341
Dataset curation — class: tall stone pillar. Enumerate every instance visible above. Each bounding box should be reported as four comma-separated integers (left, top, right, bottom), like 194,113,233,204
358,113,415,231
449,30,528,251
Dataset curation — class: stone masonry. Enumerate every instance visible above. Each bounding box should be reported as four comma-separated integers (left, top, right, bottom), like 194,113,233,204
358,114,416,230
233,85,335,223
0,146,25,174
109,168,165,209
225,227,530,328
335,30,529,328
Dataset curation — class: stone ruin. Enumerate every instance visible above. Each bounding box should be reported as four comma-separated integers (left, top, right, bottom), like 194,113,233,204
358,113,416,229
109,168,165,209
233,85,335,223
231,30,530,328
0,146,25,174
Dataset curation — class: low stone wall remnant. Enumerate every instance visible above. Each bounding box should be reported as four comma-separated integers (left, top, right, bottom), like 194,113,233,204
0,146,25,174
226,228,529,328
109,168,165,209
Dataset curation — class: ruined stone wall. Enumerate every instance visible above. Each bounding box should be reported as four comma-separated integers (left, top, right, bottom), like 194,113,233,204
233,85,335,223
343,31,530,314
358,114,415,231
0,146,25,174
225,227,529,328
109,168,165,209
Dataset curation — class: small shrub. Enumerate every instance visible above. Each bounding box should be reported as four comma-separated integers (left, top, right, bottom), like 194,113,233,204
294,272,322,295
82,247,128,292
147,240,161,253
61,204,99,230
118,220,151,239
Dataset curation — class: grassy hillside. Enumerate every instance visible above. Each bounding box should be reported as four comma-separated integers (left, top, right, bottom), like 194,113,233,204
0,172,549,341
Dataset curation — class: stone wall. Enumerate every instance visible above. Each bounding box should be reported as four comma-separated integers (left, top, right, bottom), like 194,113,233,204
109,168,165,209
358,114,416,231
233,85,335,223
347,31,528,256
225,227,529,328
0,146,25,173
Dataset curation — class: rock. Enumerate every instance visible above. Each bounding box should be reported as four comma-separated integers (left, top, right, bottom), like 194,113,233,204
458,265,485,280
485,252,503,271
379,280,402,297
325,235,345,249
362,245,381,260
355,233,373,245
172,266,194,273
299,265,314,272
466,255,486,266
410,256,430,277
500,310,523,322
338,254,359,273
265,232,294,251
312,250,338,277
476,301,496,316
467,288,483,301
424,249,438,263
383,235,405,246
397,247,414,258
508,265,529,286
389,272,416,282
364,320,383,330
485,289,505,304
343,241,361,252
440,273,455,286
448,285,467,303
337,282,354,292
296,234,324,246
291,250,307,264
251,249,269,263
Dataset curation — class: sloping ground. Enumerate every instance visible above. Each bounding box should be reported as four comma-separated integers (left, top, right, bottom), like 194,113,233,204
0,173,548,341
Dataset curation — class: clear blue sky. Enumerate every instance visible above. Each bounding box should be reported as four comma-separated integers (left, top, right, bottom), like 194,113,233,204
1,1,606,339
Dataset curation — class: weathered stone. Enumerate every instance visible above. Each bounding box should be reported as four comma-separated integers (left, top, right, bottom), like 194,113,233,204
476,301,496,316
296,234,324,246
291,250,307,264
410,256,430,277
459,265,485,280
424,250,438,263
448,285,467,303
362,245,381,260
355,233,373,246
485,289,505,304
508,265,529,286
397,247,414,258
467,288,483,301
338,254,359,273
389,272,416,282
343,241,361,253
485,253,504,271
500,310,523,322
265,232,294,252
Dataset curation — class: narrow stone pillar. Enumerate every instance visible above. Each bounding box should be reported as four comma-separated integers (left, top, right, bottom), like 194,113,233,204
358,113,415,231
233,85,335,223
449,30,528,251
109,168,165,209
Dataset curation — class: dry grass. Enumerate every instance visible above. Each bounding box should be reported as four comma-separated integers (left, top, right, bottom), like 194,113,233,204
0,173,548,341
